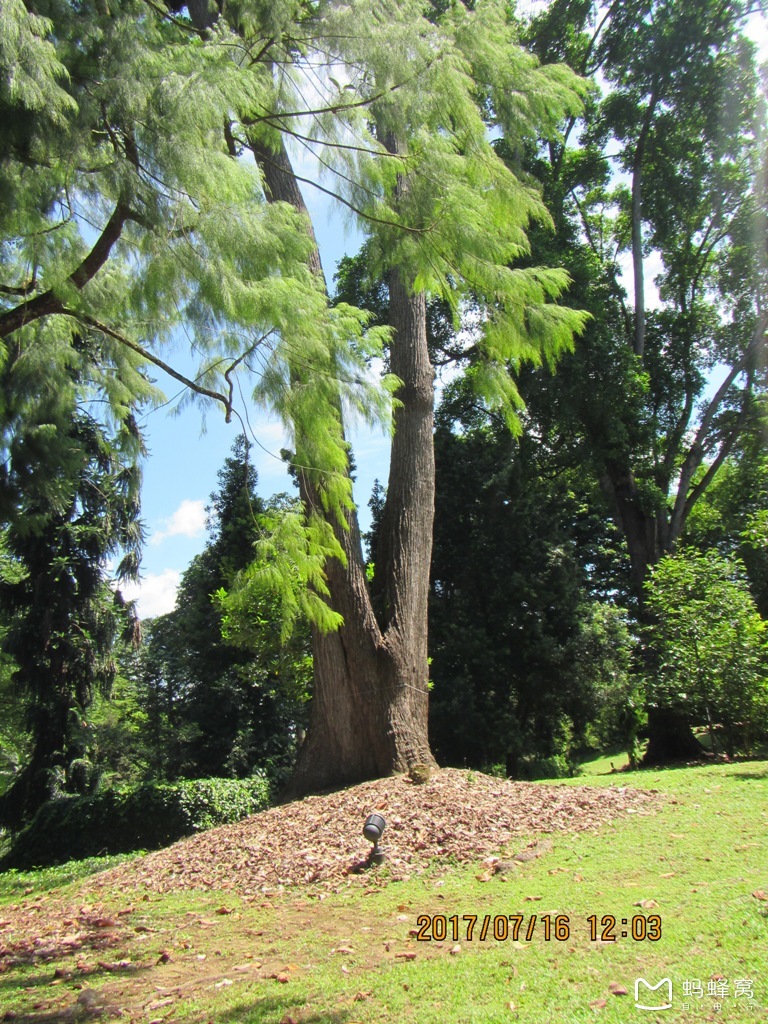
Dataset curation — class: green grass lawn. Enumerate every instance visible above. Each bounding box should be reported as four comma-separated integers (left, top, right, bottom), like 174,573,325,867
1,760,766,1023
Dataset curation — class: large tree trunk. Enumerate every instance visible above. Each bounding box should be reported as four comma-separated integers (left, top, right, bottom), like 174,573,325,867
643,707,708,764
250,133,436,798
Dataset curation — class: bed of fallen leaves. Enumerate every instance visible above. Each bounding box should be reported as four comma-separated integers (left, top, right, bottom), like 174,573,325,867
87,767,659,897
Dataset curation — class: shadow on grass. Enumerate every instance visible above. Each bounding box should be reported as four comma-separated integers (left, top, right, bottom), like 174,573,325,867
0,997,108,1023
727,766,768,781
617,756,768,781
0,936,150,1022
216,993,354,1024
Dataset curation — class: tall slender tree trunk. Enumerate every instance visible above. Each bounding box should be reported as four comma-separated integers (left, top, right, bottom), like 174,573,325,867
250,133,436,798
630,88,658,360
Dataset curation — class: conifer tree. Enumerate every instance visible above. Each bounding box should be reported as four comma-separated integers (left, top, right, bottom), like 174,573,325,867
134,436,310,784
0,401,143,826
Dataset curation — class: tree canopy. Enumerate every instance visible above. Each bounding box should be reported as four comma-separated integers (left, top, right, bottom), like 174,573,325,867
2,0,766,815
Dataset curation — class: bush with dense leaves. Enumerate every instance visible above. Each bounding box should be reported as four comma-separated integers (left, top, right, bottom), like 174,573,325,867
1,775,270,868
644,549,768,756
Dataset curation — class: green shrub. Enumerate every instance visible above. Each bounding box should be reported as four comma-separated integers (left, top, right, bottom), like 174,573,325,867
518,754,574,780
1,774,270,869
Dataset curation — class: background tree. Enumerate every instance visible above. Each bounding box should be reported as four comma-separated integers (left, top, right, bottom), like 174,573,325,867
0,403,143,826
522,0,768,758
428,377,633,777
683,404,768,616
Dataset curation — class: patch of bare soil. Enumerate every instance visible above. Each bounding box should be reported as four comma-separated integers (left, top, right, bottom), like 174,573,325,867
87,768,659,897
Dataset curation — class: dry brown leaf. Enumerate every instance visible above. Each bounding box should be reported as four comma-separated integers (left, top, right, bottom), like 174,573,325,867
449,944,461,955
590,999,607,1010
145,997,174,1010
608,983,628,996
68,770,655,901
752,890,768,901
395,951,417,961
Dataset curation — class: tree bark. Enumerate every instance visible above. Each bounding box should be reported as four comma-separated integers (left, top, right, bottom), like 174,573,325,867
630,88,658,360
599,459,667,599
643,707,707,764
249,131,436,798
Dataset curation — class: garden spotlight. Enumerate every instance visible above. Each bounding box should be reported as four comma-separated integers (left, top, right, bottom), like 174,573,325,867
363,813,386,865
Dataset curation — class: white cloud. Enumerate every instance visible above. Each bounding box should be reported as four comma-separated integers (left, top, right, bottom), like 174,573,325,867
150,499,207,545
121,569,181,619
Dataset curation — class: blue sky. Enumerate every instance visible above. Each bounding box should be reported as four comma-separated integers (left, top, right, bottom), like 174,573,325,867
122,188,390,617
122,9,768,619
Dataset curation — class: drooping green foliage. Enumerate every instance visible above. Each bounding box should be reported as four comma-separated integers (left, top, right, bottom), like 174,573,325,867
123,437,311,787
1,0,591,652
644,548,768,756
303,0,591,434
0,0,397,551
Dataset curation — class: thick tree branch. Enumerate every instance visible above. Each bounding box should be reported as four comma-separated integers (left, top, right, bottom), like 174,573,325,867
0,271,37,297
669,326,765,540
0,203,131,340
141,0,208,36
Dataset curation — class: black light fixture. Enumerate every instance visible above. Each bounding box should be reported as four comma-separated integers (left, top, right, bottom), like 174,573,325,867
363,813,386,864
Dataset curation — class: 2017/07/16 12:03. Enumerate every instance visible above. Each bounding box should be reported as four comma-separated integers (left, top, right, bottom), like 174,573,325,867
414,914,663,943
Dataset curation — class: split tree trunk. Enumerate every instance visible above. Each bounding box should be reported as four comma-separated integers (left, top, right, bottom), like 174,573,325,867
250,134,436,798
